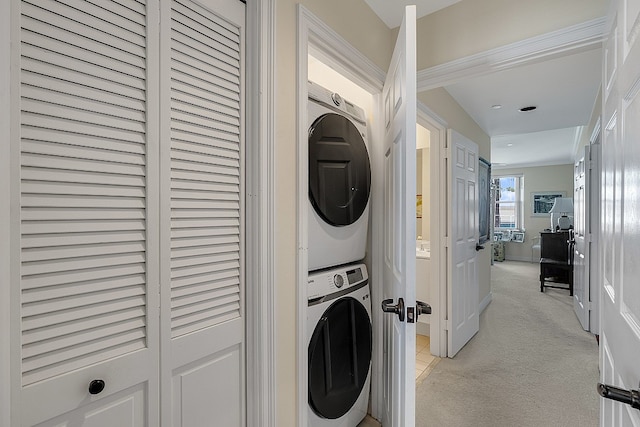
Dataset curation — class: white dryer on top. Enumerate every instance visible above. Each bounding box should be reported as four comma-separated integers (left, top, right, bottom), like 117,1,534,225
307,81,371,272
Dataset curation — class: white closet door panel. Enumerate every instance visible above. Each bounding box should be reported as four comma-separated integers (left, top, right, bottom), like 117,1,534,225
169,17,244,334
17,0,158,424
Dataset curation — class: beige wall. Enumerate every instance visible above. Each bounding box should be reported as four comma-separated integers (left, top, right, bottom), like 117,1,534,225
415,0,608,69
495,164,575,261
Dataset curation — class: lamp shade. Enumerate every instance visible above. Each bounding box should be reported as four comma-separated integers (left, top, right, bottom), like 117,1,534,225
549,197,573,214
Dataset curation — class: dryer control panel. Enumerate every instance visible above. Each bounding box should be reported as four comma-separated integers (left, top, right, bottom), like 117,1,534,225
308,263,368,300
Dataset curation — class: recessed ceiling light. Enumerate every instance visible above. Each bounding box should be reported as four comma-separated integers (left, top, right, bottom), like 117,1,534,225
519,106,537,112
507,143,513,147
491,104,502,109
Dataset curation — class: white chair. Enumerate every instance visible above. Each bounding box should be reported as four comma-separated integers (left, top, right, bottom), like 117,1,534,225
531,236,541,262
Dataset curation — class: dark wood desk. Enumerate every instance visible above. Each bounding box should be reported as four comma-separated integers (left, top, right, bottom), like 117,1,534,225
539,231,574,295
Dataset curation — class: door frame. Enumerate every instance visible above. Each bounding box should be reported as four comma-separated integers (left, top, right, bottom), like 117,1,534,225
245,0,277,424
0,0,276,424
0,0,11,424
296,6,385,424
417,104,448,358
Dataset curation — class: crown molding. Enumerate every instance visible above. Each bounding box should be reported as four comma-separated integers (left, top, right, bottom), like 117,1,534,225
417,17,607,91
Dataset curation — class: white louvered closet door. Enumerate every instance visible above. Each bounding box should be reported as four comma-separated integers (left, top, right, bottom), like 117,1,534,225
160,0,245,425
17,0,160,426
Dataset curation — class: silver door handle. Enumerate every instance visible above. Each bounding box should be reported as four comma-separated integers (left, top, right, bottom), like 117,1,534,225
597,383,640,410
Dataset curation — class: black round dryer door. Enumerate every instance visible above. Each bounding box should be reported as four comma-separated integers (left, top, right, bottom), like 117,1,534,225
308,297,372,419
309,113,371,226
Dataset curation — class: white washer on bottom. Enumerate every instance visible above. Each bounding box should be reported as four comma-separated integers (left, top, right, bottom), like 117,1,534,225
307,263,372,427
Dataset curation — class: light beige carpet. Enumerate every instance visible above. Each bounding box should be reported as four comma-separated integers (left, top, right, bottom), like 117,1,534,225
415,261,600,427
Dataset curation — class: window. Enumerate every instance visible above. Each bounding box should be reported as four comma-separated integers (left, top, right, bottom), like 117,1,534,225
493,175,523,229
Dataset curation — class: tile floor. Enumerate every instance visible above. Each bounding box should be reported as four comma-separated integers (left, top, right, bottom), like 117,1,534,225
415,334,438,380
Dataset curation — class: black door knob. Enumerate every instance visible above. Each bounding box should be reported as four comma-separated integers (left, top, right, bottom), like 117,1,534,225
416,300,432,316
381,298,405,322
89,379,105,395
597,383,640,410
475,244,485,251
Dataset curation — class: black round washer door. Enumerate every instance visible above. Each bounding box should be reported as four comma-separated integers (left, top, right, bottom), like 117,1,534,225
308,297,372,419
309,113,371,226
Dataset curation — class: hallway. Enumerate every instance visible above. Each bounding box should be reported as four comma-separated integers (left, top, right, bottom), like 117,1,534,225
415,261,599,426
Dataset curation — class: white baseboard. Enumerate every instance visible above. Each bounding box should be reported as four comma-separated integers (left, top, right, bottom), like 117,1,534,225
480,292,492,313
505,255,537,263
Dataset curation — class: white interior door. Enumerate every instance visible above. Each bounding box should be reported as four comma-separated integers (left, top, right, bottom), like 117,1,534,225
380,6,417,427
598,0,640,424
447,130,479,357
574,144,601,333
573,148,589,330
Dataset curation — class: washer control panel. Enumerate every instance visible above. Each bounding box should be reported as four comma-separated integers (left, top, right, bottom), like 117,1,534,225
308,263,368,300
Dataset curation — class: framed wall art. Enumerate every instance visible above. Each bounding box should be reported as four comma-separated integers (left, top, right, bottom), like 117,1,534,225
531,192,565,216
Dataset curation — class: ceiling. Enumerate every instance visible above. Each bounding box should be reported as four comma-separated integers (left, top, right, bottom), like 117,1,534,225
365,1,603,170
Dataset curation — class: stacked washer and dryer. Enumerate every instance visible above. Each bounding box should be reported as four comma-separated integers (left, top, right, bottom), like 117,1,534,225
306,81,373,427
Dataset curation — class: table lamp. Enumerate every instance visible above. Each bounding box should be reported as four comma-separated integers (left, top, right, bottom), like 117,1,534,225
549,197,574,230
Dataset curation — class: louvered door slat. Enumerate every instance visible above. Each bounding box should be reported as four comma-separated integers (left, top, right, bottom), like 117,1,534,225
172,0,239,46
20,0,150,387
171,81,239,111
24,0,146,47
22,306,145,344
22,127,146,154
55,0,146,36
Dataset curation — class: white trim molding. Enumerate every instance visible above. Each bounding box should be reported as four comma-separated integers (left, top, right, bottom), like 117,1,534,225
417,17,607,91
300,7,385,94
245,0,276,425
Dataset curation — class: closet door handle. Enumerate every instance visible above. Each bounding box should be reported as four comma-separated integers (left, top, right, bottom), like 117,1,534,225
381,298,405,322
597,383,640,410
475,244,485,251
